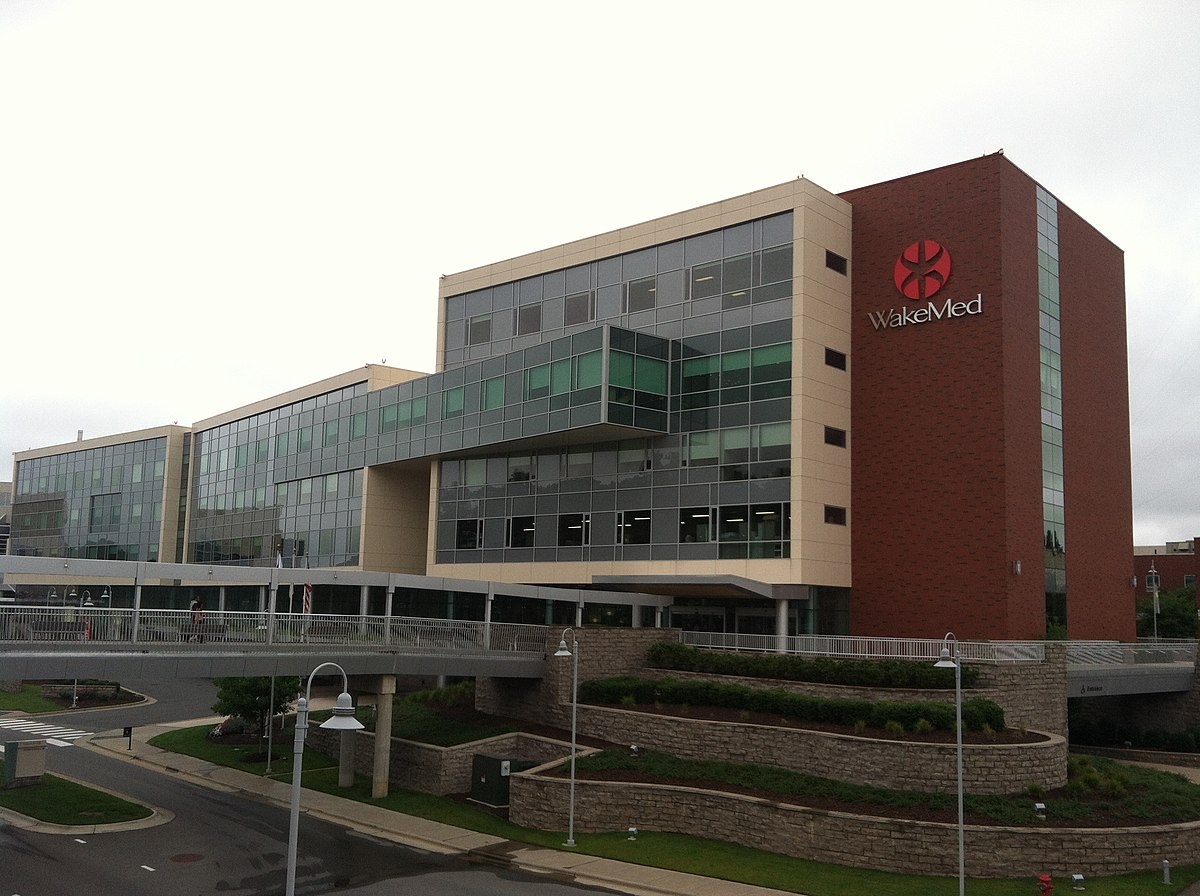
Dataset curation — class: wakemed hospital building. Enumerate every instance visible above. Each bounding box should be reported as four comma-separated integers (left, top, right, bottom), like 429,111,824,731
7,153,1136,642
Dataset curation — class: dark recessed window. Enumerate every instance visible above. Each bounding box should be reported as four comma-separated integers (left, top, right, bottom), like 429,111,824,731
679,507,713,543
617,510,651,544
624,277,657,313
824,426,847,448
455,519,481,549
825,250,848,275
506,516,535,548
516,304,542,336
824,347,847,371
564,291,595,325
468,313,492,345
824,505,847,526
557,513,591,547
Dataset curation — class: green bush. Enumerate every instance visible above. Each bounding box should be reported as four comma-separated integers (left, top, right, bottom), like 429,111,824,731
578,675,1006,733
646,641,980,689
409,680,475,708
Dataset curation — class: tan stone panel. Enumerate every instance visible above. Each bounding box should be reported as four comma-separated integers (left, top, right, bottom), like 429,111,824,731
15,424,190,462
360,465,430,575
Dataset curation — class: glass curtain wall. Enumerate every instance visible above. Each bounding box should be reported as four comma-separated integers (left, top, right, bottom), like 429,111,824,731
1037,186,1067,631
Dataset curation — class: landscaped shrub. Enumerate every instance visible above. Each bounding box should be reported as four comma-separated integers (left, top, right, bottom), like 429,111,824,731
578,675,1006,733
409,679,474,708
646,641,980,688
569,748,1200,826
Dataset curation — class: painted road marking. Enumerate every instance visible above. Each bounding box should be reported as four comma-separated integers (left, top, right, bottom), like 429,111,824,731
0,719,91,740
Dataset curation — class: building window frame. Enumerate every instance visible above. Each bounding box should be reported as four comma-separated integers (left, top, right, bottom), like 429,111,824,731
824,505,847,526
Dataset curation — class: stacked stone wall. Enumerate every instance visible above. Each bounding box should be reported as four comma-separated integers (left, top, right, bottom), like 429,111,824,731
475,627,676,728
510,774,1200,878
307,727,569,796
569,704,1065,794
975,643,1068,736
644,641,1070,738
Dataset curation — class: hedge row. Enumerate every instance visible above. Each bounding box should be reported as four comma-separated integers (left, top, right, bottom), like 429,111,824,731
647,641,979,689
579,675,1005,733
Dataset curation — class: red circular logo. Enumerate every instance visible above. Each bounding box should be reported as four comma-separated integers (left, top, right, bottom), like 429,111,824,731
893,240,952,300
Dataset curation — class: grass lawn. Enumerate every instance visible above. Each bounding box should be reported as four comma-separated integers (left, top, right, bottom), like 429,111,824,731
0,684,70,714
388,698,517,745
147,723,334,779
153,722,1200,896
0,760,152,825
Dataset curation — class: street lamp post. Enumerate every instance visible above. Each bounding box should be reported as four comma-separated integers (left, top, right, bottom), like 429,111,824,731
934,632,965,896
1149,560,1160,640
285,661,364,896
553,628,579,847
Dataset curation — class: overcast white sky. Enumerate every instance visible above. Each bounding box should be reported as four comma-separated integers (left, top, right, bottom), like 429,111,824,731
2,1,1197,547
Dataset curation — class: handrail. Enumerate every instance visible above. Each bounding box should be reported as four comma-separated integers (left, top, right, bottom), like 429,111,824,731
679,631,1046,663
679,631,1200,668
0,606,548,657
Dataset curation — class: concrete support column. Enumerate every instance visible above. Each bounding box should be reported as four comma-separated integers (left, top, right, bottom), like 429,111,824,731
655,605,664,628
575,602,583,628
775,599,790,653
484,587,494,649
631,603,642,628
359,584,370,637
384,585,395,645
217,585,227,613
266,585,277,645
131,578,143,642
371,675,397,799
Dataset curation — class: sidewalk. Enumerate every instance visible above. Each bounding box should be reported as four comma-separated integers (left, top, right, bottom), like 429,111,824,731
78,718,796,896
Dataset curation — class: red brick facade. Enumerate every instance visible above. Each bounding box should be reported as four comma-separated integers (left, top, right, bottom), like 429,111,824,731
1134,546,1198,594
840,155,1133,640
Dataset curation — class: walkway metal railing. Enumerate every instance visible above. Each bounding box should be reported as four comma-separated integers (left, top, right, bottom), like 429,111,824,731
680,631,1200,669
1066,639,1197,667
680,631,1045,663
0,606,548,657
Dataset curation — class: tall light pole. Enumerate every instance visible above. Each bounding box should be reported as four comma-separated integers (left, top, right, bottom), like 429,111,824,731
1150,559,1160,640
285,661,364,896
934,632,965,896
554,628,579,847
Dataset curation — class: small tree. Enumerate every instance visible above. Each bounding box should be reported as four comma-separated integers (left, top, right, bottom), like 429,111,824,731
212,676,301,741
1135,587,1199,639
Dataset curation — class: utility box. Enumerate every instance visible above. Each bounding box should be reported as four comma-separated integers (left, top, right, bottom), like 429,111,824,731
4,740,47,789
469,753,538,808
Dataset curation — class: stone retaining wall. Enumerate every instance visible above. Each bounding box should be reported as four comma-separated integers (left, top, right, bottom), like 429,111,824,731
643,642,1070,739
477,630,1071,742
571,704,1066,794
510,773,1200,878
307,727,569,796
476,628,677,729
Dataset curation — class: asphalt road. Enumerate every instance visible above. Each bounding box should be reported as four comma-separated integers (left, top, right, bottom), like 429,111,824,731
3,677,619,895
